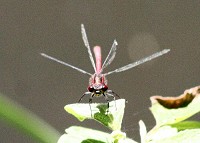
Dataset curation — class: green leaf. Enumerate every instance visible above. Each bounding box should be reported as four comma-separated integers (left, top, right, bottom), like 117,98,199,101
148,128,200,143
0,93,61,143
139,120,147,143
145,86,200,142
147,123,200,142
57,126,137,143
170,121,200,131
147,125,178,142
150,87,200,126
64,99,126,131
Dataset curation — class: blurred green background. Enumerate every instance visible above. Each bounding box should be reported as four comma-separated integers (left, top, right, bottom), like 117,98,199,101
0,1,199,142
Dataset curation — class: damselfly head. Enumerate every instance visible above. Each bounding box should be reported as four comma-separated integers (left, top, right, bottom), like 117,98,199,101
87,84,108,97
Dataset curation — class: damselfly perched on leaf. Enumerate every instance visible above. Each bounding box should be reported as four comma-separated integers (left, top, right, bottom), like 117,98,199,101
41,24,170,108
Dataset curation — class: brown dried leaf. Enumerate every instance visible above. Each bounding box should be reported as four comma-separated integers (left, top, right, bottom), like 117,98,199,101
150,86,200,109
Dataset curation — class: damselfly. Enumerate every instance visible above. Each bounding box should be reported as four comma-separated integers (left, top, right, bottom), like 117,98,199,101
41,24,170,108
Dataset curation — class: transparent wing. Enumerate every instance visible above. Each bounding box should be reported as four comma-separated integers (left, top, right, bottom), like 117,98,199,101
81,24,96,73
104,49,170,76
40,53,92,76
101,40,118,73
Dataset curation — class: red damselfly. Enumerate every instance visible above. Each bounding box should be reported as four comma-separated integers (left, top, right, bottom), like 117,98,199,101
41,24,170,109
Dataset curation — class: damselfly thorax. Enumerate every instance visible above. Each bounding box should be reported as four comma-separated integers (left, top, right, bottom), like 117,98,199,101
40,24,170,106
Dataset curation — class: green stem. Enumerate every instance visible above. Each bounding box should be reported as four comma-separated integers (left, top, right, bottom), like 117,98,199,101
0,93,61,143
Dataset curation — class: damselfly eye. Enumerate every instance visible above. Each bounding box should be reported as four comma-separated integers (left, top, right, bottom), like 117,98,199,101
102,85,108,91
88,86,94,92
